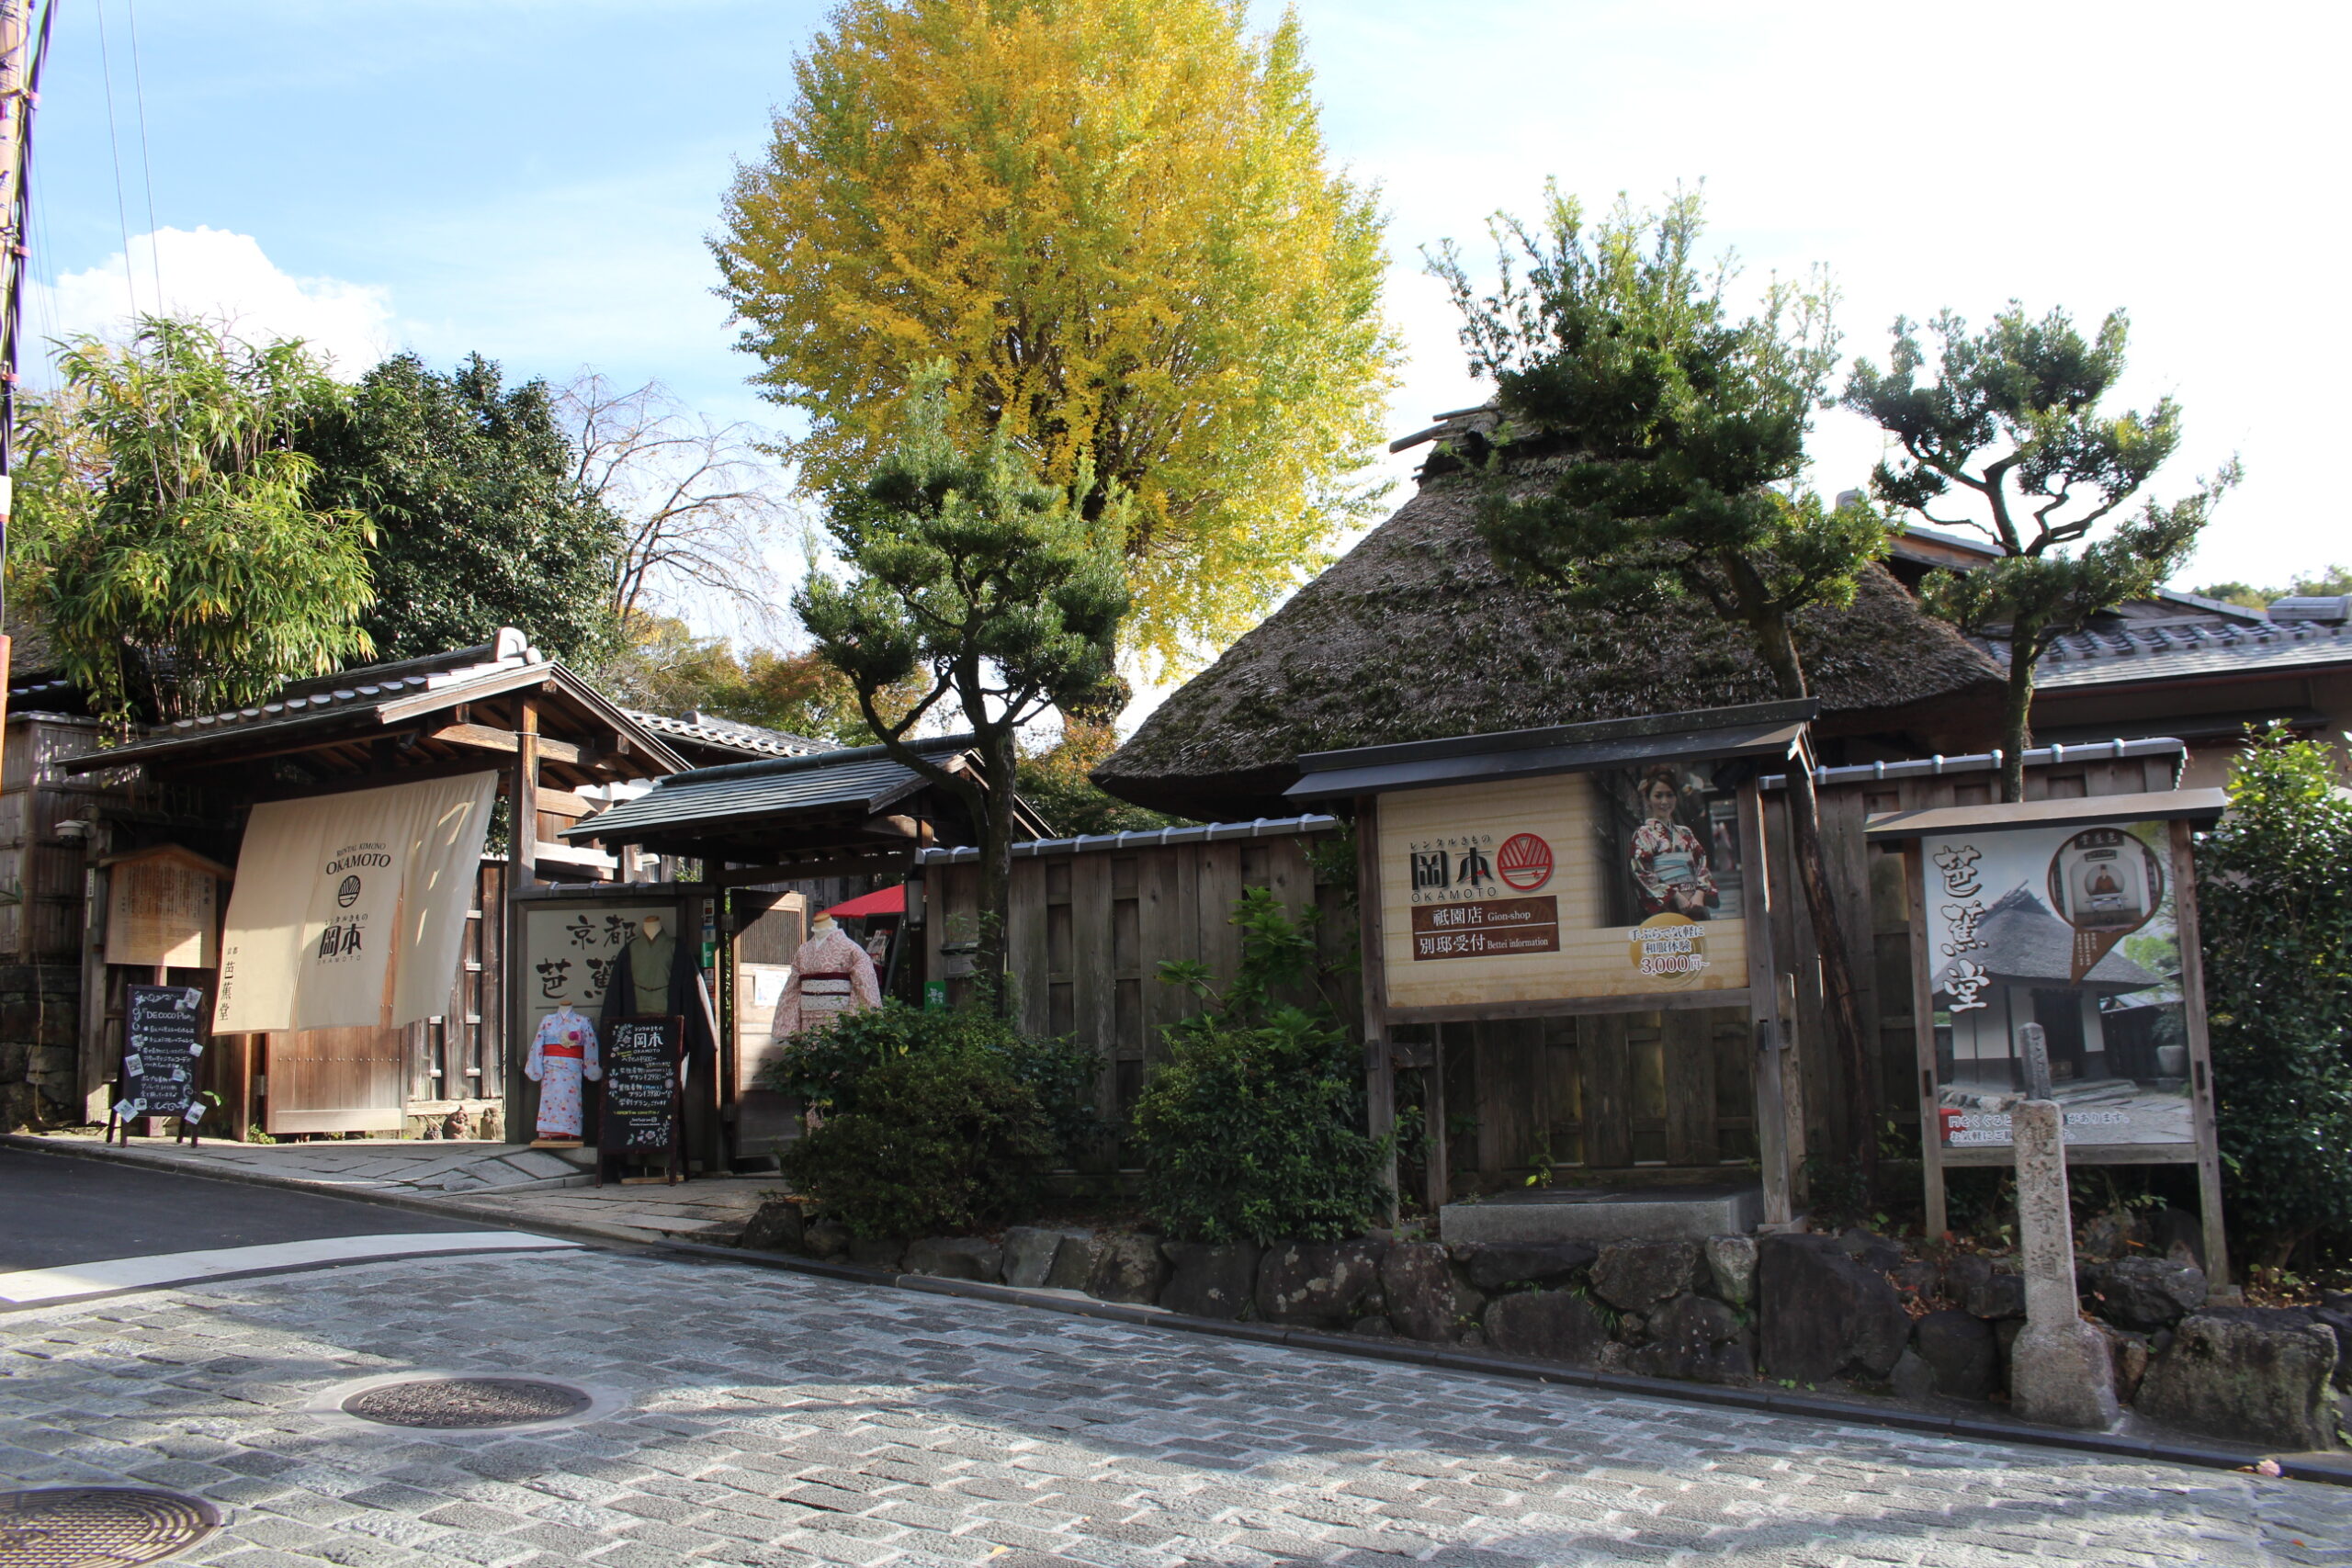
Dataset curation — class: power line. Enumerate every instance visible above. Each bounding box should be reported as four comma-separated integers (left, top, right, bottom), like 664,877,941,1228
92,0,138,323
123,0,161,314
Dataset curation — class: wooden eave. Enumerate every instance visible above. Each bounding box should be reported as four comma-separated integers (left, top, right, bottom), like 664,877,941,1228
62,668,686,798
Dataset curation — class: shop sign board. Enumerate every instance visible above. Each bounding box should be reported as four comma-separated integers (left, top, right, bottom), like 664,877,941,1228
599,1015,684,1179
1920,818,2194,1154
521,901,678,1054
1377,768,1750,1010
113,983,207,1134
105,849,221,970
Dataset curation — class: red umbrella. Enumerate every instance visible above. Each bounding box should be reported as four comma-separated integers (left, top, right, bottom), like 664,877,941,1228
819,884,905,920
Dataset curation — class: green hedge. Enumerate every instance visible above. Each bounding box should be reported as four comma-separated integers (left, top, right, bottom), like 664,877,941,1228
763,1001,1097,1239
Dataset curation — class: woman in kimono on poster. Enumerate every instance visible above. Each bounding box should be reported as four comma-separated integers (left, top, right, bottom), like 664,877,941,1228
1630,766,1717,919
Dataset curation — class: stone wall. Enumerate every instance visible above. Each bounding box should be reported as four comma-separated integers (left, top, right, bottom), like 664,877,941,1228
738,1205,2350,1450
0,962,82,1130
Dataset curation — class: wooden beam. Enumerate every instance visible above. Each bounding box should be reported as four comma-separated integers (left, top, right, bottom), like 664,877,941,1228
432,722,588,767
243,756,508,803
709,855,918,886
2171,817,2233,1290
1354,795,1397,1222
1739,778,1795,1227
1388,987,1753,1026
536,787,595,820
1906,843,1946,1238
514,698,540,886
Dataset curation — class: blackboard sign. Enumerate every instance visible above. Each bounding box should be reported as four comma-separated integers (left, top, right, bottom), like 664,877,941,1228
115,984,208,1137
599,1015,683,1182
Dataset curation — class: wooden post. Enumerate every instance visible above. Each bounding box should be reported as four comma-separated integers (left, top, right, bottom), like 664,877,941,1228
224,1032,254,1143
1353,795,1396,1223
1905,844,1948,1239
1737,780,1793,1224
513,694,541,886
74,824,113,1122
1424,1029,1449,1218
2169,818,2232,1290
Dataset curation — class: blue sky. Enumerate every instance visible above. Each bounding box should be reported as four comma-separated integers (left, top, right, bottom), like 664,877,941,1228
26,0,2349,651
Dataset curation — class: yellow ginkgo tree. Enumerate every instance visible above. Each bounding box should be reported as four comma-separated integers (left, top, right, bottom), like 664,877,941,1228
715,0,1396,666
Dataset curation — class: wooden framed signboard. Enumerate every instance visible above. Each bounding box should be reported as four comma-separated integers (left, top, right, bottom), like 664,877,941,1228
598,1014,684,1185
1376,768,1753,1014
107,984,209,1143
1866,789,2231,1282
1287,700,1815,1222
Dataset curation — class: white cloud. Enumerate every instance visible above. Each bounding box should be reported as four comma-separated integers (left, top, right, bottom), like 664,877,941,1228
30,227,395,378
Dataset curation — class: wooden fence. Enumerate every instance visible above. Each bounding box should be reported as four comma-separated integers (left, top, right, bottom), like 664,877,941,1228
916,817,1352,1166
916,741,2188,1204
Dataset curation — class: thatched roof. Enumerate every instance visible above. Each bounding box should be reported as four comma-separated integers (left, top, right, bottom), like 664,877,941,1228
1954,886,2165,994
1098,459,2007,820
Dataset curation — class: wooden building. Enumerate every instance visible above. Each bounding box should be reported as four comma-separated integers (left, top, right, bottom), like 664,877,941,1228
1092,417,2201,1226
26,629,689,1140
556,733,1043,1165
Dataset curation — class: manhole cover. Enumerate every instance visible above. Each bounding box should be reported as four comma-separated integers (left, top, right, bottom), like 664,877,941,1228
340,1376,592,1429
0,1487,220,1567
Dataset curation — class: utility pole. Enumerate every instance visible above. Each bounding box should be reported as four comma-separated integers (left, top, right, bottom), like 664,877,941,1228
0,0,51,747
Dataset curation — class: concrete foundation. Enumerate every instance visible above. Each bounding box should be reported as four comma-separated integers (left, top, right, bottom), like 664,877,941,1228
1440,1183,1763,1245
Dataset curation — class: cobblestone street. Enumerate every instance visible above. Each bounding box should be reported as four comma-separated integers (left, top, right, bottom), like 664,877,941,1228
4,1248,2347,1567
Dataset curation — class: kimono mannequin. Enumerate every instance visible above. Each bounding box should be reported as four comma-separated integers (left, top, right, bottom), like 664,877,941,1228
602,911,716,1069
775,914,881,1039
525,1003,601,1145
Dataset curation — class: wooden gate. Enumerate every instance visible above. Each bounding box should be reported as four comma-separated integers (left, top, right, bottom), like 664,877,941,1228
1407,1008,1757,1192
264,1025,405,1134
728,886,808,1160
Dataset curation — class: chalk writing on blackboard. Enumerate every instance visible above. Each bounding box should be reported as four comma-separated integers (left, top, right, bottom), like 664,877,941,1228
599,1015,682,1164
124,984,206,1128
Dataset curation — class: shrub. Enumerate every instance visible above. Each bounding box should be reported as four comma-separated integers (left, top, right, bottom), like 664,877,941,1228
757,999,1098,1151
779,1046,1056,1238
2198,730,2352,1268
1133,887,1388,1244
762,1000,1098,1238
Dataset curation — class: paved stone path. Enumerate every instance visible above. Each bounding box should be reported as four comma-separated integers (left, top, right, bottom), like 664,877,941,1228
434,1179,779,1246
4,1247,2346,1567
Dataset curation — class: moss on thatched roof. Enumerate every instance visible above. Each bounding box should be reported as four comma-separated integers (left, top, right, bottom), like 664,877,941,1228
1098,463,2007,820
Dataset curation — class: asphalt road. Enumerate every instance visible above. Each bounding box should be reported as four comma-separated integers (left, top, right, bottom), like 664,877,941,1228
0,1143,497,1271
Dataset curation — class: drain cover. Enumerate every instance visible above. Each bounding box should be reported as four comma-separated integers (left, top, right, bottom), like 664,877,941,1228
340,1376,592,1429
0,1487,220,1567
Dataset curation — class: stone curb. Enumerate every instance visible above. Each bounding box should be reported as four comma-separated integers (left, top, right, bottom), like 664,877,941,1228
9,1133,2343,1487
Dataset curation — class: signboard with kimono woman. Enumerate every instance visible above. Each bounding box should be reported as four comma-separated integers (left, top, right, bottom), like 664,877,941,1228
1376,764,1750,1010
1920,820,2194,1153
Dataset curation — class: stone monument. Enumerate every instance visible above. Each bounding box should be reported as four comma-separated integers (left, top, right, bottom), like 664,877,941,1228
2006,1022,2120,1429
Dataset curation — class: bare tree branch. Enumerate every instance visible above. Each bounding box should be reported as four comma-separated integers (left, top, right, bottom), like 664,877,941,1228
555,372,790,630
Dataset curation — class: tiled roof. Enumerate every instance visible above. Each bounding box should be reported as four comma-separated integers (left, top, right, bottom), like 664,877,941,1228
2030,619,2352,691
58,627,688,775
560,734,976,843
916,814,1340,865
90,636,550,760
623,709,831,760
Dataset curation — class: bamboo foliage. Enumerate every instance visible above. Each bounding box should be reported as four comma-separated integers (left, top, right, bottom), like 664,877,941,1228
14,318,377,728
716,0,1396,665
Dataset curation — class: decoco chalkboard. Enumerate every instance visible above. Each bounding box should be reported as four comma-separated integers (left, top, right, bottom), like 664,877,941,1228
598,1015,684,1183
110,984,208,1142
